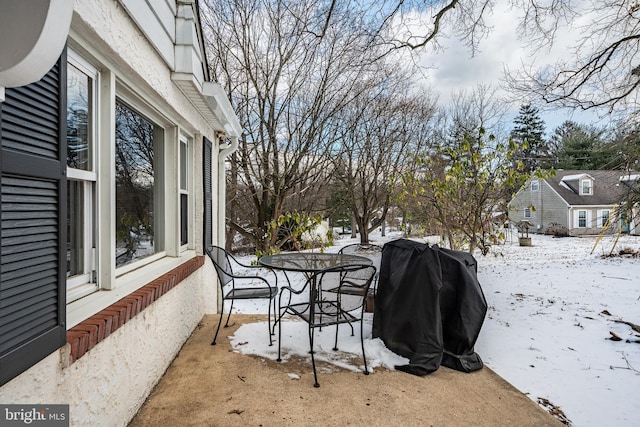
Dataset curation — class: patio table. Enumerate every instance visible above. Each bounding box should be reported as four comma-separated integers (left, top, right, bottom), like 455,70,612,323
259,252,373,301
259,252,372,332
259,252,374,386
258,252,371,275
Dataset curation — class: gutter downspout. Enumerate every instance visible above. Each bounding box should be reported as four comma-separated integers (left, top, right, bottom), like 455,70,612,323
217,135,239,247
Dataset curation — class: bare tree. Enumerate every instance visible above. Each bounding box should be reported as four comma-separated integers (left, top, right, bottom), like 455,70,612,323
364,0,494,56
362,1,640,117
201,0,390,252
203,0,639,252
332,73,437,244
505,1,640,116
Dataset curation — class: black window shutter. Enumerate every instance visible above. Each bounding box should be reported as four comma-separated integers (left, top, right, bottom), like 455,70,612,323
0,52,67,386
203,137,213,251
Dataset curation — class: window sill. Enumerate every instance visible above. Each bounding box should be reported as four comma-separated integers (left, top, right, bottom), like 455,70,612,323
65,253,204,364
67,250,199,329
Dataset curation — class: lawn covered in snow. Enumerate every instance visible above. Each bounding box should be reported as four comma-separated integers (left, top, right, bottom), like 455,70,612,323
227,231,640,426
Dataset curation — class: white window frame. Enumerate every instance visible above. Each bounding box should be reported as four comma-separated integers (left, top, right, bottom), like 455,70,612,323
599,209,611,228
66,41,199,328
179,134,192,250
581,179,592,195
113,93,168,276
578,210,587,228
530,180,539,192
66,49,99,302
524,208,532,219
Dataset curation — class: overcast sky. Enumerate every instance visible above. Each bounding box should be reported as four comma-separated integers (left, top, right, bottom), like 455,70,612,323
415,1,603,137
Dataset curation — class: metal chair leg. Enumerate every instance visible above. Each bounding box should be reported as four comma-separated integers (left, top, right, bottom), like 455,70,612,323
266,296,273,346
360,309,369,375
309,326,320,387
277,303,283,362
224,299,234,327
211,309,224,345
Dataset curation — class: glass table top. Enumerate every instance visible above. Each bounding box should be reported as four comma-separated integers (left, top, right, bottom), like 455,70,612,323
258,252,372,272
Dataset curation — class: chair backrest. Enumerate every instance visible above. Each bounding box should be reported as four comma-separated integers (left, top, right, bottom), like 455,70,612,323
320,264,376,312
339,244,383,271
340,264,376,292
205,245,233,286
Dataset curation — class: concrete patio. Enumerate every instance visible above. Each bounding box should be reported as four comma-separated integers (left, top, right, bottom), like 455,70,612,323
129,314,562,426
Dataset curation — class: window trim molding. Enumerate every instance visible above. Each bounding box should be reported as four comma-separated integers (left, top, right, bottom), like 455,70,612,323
598,209,611,228
179,133,193,250
66,48,99,300
577,210,588,228
530,180,539,192
67,250,197,328
580,178,593,195
66,44,200,294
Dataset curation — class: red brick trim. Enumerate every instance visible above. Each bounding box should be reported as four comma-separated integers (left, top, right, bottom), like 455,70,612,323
66,256,205,364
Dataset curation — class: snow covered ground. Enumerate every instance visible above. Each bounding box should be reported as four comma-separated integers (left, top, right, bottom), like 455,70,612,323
227,231,640,426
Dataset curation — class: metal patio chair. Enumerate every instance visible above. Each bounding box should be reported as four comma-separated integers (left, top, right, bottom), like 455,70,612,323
206,245,278,346
337,243,383,305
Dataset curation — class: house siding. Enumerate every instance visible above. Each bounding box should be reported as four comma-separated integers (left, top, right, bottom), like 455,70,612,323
568,206,618,236
509,171,636,236
0,1,228,425
119,0,177,71
509,179,569,233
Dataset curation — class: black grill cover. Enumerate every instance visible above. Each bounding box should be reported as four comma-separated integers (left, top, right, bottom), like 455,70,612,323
372,239,487,375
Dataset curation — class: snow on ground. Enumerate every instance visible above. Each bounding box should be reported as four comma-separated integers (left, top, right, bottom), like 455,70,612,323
227,231,640,426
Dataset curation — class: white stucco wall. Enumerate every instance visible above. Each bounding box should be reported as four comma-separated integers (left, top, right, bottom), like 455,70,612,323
0,0,224,425
0,260,217,426
71,0,220,135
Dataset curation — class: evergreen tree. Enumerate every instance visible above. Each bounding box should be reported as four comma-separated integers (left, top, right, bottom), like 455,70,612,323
510,104,548,173
326,186,351,233
607,122,640,170
550,121,612,170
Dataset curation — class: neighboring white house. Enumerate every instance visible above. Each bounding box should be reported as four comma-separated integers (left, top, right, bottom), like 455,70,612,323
0,1,240,425
509,170,640,236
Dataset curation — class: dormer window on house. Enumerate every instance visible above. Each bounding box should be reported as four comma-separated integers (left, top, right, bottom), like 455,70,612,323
530,180,539,191
581,179,592,195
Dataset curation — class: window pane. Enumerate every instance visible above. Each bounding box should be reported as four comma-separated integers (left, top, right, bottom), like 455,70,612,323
67,180,85,277
579,211,586,227
179,138,189,246
67,63,92,170
180,140,187,191
180,193,188,245
115,101,163,267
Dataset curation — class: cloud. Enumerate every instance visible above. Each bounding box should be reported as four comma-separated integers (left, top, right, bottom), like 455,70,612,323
413,1,602,135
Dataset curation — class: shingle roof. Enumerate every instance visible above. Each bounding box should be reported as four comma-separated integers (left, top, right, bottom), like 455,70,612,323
545,170,637,206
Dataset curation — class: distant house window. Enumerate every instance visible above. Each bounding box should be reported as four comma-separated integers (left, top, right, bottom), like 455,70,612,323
524,208,532,219
530,180,539,191
581,179,592,195
578,210,587,228
600,210,610,227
